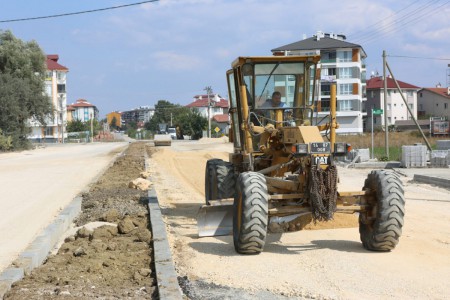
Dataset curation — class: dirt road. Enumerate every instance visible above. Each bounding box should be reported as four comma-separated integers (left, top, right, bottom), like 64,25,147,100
149,138,450,300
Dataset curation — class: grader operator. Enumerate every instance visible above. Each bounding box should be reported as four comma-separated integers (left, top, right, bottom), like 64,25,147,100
198,55,405,255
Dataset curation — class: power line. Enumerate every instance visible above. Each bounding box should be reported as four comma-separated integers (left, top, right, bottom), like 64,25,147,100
388,55,450,61
358,0,450,45
350,0,450,45
0,0,159,23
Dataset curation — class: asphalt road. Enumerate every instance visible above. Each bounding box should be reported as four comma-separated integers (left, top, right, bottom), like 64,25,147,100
0,142,127,274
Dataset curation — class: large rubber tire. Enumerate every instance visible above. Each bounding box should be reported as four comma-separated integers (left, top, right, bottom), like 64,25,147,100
205,159,223,204
216,162,236,200
359,170,405,251
233,172,269,254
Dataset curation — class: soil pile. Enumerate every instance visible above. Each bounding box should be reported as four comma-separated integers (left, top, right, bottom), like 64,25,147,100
5,142,157,299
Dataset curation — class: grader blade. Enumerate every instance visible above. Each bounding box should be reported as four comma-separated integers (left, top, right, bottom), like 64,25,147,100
197,201,233,237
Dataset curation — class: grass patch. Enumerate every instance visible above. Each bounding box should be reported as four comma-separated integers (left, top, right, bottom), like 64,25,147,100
336,131,440,161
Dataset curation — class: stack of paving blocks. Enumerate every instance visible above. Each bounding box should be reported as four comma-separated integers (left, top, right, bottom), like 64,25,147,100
430,150,450,168
401,144,427,168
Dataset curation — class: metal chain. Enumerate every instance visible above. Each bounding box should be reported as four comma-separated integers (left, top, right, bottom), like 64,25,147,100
309,162,338,222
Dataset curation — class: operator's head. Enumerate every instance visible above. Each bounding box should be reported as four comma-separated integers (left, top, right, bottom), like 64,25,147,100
271,91,282,107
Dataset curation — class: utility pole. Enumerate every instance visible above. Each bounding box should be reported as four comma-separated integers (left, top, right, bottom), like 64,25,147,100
90,113,94,143
204,86,213,138
383,50,389,158
59,94,65,144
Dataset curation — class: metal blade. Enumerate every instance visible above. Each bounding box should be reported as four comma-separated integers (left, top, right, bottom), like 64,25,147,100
197,204,233,237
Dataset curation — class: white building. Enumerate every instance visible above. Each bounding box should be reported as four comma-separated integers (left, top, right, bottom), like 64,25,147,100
272,31,367,133
418,87,450,120
366,76,420,131
186,94,229,119
28,55,68,143
67,99,99,122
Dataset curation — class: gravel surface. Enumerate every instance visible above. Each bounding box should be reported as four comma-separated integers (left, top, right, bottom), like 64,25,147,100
5,142,158,299
149,139,450,300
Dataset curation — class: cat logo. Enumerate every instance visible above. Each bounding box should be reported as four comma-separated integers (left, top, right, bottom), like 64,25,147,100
314,156,329,165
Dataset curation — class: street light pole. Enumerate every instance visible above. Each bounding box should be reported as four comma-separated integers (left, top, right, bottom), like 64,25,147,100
371,108,374,159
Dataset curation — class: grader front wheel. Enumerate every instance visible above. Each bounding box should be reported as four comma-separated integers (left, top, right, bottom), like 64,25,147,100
359,170,405,251
233,172,269,254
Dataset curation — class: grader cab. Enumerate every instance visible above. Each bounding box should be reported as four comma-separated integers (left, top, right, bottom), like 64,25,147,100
198,55,405,254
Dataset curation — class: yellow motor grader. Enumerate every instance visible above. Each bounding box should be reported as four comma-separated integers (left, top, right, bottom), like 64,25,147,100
198,55,405,254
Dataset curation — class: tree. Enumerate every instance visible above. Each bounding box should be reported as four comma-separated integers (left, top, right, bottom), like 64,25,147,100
111,116,118,130
0,30,52,150
66,119,87,132
177,109,207,140
144,100,208,139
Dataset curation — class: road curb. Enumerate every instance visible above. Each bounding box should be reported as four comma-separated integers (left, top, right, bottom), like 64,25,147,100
0,144,128,300
413,174,450,189
145,152,183,300
0,197,82,299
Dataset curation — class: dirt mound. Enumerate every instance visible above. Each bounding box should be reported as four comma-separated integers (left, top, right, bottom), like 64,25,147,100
5,142,158,299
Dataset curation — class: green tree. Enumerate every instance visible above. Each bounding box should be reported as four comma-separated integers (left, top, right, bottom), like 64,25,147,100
0,31,52,149
0,30,52,150
144,100,207,139
177,109,207,140
66,119,86,132
111,116,118,130
145,100,177,132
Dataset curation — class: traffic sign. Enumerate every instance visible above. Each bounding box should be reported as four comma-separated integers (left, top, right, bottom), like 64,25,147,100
373,109,383,115
214,127,220,133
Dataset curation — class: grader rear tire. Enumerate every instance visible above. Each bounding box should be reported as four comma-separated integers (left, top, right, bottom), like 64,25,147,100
359,170,405,251
205,159,223,204
216,162,235,199
233,172,269,254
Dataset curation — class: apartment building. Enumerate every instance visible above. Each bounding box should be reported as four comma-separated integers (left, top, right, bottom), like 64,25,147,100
121,106,155,127
418,87,450,120
67,99,99,122
28,54,68,143
366,76,420,131
272,31,367,133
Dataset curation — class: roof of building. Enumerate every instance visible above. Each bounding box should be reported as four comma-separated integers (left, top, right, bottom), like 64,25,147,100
46,54,68,71
271,34,366,58
212,114,230,123
366,76,420,90
419,87,450,99
186,94,229,108
70,99,96,108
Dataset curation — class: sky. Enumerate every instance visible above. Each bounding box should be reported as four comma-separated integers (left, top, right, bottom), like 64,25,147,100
1,0,450,118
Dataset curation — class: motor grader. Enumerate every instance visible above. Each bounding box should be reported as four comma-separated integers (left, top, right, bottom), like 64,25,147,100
198,55,405,254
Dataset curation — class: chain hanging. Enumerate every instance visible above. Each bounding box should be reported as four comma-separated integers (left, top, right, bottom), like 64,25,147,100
309,162,338,222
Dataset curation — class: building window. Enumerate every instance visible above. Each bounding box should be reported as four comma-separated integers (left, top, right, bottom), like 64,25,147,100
436,103,439,107
337,51,352,62
57,84,66,93
321,84,331,96
57,72,66,81
387,104,391,110
407,91,413,97
339,84,352,95
44,127,53,136
420,93,422,97
445,103,448,109
338,67,352,79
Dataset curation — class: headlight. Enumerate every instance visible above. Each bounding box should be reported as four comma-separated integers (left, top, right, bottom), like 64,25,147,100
295,143,308,154
334,142,346,154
